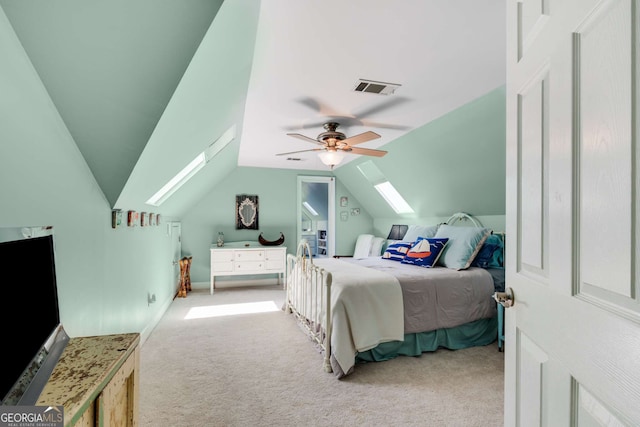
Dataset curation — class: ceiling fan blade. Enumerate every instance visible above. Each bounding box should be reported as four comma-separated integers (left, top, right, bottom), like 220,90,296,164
340,131,381,146
359,120,413,131
296,97,342,116
346,147,387,157
353,96,411,119
286,133,323,145
276,148,324,156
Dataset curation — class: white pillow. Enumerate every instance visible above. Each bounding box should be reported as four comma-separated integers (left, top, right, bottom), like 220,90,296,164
353,234,374,259
369,237,385,257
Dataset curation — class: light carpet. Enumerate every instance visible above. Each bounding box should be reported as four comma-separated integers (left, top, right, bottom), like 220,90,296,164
139,286,504,427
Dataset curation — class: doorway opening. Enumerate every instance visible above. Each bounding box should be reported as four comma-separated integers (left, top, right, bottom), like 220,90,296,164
297,176,335,258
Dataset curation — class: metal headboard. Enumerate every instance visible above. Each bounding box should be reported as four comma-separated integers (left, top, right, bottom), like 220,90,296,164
445,212,483,227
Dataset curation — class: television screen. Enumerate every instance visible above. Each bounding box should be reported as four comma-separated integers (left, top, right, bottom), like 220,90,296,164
0,227,69,405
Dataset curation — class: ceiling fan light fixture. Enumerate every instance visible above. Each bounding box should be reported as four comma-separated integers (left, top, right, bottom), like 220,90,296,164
318,150,345,168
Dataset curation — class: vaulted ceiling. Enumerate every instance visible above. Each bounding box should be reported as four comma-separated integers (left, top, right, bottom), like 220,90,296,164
1,0,505,216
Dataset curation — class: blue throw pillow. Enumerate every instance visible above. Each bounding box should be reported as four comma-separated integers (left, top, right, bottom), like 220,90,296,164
488,241,504,268
471,234,503,268
401,237,449,268
381,242,412,261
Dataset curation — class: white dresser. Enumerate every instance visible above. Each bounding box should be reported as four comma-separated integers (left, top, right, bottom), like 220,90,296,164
210,241,286,294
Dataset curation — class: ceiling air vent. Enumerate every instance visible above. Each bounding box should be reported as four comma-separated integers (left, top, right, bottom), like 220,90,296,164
353,79,401,95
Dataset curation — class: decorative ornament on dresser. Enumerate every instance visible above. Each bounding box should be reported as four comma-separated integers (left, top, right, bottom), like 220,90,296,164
217,232,225,247
258,232,285,246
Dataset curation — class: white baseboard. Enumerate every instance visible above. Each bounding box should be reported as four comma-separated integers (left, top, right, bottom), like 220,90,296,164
191,278,282,290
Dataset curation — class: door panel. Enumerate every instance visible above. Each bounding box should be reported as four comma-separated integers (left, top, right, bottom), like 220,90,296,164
576,0,637,307
518,68,549,278
517,333,548,427
171,222,181,293
506,0,640,425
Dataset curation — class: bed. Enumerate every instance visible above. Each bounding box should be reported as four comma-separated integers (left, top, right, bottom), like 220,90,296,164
284,213,505,378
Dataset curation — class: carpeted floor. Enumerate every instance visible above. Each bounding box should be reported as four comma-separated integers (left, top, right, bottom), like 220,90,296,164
139,285,504,427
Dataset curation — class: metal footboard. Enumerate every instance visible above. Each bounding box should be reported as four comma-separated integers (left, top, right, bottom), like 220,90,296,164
285,239,333,373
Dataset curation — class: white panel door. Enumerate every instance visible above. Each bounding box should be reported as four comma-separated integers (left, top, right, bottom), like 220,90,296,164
505,0,640,425
170,222,182,293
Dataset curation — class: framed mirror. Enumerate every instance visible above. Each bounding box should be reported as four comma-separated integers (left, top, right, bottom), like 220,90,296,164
236,194,259,230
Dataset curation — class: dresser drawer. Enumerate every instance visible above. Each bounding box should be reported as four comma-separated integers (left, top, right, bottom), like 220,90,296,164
265,249,285,271
212,262,233,273
265,260,283,271
265,249,285,261
234,261,264,272
235,250,264,262
211,251,233,262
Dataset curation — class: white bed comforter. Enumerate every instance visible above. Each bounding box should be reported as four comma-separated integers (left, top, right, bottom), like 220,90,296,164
313,258,404,377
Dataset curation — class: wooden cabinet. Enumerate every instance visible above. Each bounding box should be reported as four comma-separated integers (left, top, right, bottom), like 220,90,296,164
37,333,139,427
210,242,286,294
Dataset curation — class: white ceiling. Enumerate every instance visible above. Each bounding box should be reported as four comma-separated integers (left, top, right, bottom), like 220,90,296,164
1,0,506,216
239,0,506,170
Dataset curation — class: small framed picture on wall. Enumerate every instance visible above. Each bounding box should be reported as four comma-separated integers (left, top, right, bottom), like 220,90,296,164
127,210,139,227
111,209,122,229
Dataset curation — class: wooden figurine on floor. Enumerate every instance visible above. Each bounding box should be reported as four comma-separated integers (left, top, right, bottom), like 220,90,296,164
177,257,191,298
185,256,192,292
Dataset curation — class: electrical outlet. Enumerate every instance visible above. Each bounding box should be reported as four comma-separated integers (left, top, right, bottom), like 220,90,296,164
147,293,156,305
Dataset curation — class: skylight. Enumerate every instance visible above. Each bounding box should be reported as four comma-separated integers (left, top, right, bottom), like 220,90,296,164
146,154,205,206
357,160,414,214
146,125,236,207
374,181,414,214
302,201,318,216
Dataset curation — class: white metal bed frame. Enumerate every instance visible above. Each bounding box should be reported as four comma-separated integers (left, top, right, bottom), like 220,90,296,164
285,239,334,372
284,212,500,374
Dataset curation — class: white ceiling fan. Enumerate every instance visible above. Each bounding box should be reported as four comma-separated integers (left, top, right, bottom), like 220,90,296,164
276,122,386,169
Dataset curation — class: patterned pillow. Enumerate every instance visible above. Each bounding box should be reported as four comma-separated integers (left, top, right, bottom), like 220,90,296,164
381,242,412,261
401,237,449,268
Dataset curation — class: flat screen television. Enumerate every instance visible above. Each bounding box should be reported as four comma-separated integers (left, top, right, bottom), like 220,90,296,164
0,226,69,405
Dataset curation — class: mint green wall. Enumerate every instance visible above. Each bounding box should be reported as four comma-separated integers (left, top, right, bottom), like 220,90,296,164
181,167,374,282
0,8,174,340
334,86,506,232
